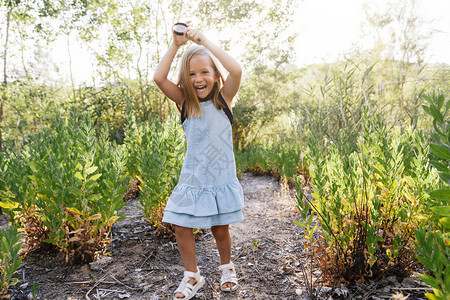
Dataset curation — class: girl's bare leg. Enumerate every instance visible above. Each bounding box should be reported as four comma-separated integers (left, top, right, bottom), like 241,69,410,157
174,225,198,298
211,225,236,289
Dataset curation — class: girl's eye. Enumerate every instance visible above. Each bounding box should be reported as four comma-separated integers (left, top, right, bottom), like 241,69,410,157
202,71,208,74
189,73,195,77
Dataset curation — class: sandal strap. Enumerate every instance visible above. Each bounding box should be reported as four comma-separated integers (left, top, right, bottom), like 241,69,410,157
174,276,189,294
183,269,201,279
218,262,235,271
174,268,202,297
219,262,238,286
221,269,237,284
178,282,195,297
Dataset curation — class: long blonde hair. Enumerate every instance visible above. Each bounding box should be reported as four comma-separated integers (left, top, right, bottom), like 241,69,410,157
177,45,225,119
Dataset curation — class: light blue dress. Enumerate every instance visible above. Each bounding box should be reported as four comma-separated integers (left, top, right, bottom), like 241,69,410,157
162,98,244,228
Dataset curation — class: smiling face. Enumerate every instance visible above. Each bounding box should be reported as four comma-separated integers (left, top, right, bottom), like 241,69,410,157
189,55,218,99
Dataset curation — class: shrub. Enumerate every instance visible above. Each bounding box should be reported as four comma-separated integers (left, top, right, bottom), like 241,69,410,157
0,225,23,297
414,92,450,300
295,113,440,284
0,152,39,248
124,114,185,233
1,108,129,263
235,140,307,184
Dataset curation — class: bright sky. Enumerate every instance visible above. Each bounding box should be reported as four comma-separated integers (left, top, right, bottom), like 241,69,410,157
293,0,450,66
52,0,450,84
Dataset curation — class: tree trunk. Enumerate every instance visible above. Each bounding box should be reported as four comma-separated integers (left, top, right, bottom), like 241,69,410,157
67,33,76,100
1,5,12,152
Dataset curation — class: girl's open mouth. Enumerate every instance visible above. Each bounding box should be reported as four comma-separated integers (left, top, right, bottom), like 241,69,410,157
195,85,207,92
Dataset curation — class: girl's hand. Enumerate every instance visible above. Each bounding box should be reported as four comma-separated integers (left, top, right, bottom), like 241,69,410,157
184,28,206,45
172,22,190,47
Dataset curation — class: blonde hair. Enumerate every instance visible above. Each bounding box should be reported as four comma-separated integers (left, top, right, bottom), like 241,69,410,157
177,45,225,119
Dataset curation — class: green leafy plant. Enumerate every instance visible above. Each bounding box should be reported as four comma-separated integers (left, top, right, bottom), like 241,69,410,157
235,140,308,185
0,151,42,251
0,225,23,297
295,112,440,284
415,229,450,299
1,108,128,263
124,114,185,234
294,175,321,299
31,282,39,300
414,91,450,300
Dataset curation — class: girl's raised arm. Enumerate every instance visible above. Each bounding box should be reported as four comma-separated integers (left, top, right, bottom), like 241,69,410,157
153,33,189,106
185,29,242,106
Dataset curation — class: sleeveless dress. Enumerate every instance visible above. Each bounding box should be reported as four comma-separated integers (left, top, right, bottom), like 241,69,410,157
162,94,244,229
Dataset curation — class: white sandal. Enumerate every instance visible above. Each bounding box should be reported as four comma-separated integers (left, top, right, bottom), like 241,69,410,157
219,262,239,292
173,269,205,299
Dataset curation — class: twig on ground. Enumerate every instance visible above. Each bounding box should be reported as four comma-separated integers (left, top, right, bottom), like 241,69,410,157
98,288,127,293
107,272,142,290
233,247,248,261
67,280,94,284
391,287,433,291
86,268,143,300
205,277,215,291
85,274,108,300
199,231,212,240
139,252,154,269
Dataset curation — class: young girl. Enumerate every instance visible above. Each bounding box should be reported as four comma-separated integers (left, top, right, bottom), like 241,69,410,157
153,23,244,299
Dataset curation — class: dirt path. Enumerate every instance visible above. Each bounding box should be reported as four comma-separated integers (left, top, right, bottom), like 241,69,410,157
4,173,427,300
6,173,307,299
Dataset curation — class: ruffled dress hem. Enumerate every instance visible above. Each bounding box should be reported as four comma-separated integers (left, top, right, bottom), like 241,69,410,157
164,179,244,217
162,209,243,229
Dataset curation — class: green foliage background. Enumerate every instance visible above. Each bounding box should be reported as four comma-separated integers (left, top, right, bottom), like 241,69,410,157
0,0,449,297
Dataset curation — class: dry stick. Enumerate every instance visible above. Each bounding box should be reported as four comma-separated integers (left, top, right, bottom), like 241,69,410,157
139,252,153,269
299,264,313,297
71,280,126,285
86,269,142,300
361,289,376,300
233,247,248,261
85,274,108,300
107,272,142,290
97,288,127,293
67,280,94,284
391,287,433,291
203,231,213,239
205,278,215,291
287,242,320,299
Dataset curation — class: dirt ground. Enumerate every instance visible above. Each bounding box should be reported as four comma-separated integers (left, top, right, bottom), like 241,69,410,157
1,173,430,299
